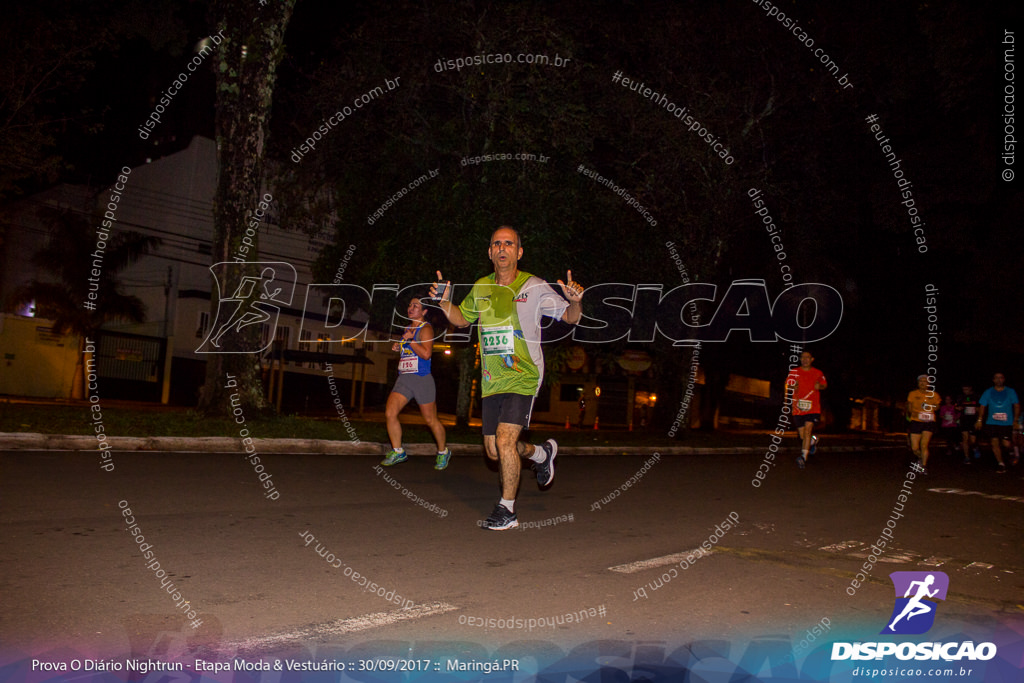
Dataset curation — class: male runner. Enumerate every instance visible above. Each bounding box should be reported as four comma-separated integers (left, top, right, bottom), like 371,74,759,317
906,375,938,474
785,350,826,469
976,372,1020,473
431,226,583,529
955,385,980,464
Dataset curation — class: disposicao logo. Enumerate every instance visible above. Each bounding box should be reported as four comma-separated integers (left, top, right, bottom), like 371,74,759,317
831,570,998,663
881,571,948,635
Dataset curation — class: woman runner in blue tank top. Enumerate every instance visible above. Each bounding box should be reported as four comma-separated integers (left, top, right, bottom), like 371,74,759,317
381,295,451,469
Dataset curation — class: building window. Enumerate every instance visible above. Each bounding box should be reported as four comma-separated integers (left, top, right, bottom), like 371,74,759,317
196,311,210,339
317,333,331,354
299,329,313,367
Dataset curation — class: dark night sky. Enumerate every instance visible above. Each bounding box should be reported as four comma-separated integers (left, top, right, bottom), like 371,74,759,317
5,0,1022,403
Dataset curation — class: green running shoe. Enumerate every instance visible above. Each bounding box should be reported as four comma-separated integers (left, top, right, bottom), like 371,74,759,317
434,448,451,470
381,449,407,466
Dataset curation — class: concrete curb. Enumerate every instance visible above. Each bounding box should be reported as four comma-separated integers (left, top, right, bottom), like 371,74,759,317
0,432,905,456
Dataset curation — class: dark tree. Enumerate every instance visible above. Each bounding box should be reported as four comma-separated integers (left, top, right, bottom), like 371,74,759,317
197,0,297,416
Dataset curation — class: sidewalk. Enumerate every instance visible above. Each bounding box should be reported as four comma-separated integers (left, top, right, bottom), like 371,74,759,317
0,431,905,456
0,394,907,455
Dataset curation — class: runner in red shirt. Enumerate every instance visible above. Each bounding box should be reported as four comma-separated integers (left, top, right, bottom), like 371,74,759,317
785,350,827,468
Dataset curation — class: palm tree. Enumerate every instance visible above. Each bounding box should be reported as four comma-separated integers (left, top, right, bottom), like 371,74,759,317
7,207,160,398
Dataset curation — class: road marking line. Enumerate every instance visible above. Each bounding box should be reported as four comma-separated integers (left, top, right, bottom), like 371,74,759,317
608,548,713,574
816,542,1000,573
927,487,1024,503
820,540,863,552
226,601,458,652
848,550,919,563
820,541,922,564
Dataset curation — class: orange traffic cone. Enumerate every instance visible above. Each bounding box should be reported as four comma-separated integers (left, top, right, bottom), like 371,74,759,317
565,416,571,430
593,416,600,430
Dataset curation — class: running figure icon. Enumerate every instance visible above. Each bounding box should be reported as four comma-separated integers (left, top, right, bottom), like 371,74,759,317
887,574,938,631
209,267,284,348
197,261,297,354
881,571,949,635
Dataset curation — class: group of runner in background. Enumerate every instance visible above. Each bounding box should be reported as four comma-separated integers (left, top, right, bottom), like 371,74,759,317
786,354,1020,475
904,373,1021,474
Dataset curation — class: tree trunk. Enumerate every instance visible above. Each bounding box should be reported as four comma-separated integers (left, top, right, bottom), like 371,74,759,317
198,0,296,416
454,343,478,429
72,335,87,400
698,365,729,431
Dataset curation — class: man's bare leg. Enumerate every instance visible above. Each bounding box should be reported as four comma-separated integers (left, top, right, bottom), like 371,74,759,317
801,422,815,460
481,427,554,529
496,422,524,500
919,430,932,470
992,437,1006,468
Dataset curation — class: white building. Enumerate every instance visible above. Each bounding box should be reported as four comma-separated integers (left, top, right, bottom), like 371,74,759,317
0,136,392,409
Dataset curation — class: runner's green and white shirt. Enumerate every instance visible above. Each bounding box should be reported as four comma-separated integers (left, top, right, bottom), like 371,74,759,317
458,270,569,397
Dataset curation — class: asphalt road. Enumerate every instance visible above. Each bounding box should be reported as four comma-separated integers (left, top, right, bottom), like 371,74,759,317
1,445,1021,669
